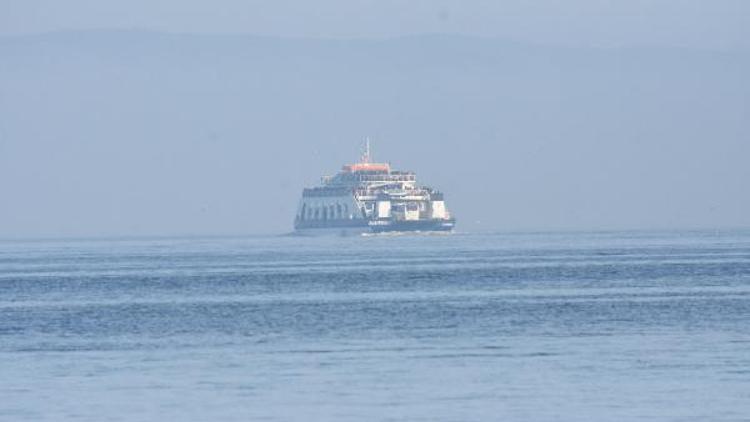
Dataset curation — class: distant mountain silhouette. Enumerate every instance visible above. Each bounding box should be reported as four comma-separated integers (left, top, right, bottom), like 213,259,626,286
1,30,748,236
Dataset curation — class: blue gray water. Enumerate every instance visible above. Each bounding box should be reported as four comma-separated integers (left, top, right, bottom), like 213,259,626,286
2,231,749,421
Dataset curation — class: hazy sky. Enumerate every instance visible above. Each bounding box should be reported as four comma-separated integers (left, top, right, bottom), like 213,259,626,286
2,0,749,49
1,1,748,237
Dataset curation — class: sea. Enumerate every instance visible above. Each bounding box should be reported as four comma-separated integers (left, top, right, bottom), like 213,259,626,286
1,230,749,421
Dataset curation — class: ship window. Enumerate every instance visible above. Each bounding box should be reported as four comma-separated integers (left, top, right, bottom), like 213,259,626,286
300,204,307,221
322,207,328,220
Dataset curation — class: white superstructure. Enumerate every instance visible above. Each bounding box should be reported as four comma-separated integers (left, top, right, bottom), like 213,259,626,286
294,142,455,234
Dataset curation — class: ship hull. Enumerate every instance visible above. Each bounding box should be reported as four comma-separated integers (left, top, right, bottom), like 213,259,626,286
292,226,372,237
293,219,370,236
294,218,455,235
369,219,455,233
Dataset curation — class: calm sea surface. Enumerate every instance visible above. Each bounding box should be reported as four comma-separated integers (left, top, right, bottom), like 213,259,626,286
1,231,749,421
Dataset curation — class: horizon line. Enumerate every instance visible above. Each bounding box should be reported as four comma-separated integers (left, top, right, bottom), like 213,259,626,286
2,225,749,243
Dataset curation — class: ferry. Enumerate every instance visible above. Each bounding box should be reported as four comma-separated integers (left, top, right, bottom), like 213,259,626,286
294,142,455,235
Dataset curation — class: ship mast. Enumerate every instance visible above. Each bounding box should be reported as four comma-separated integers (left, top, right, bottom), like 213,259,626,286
361,138,372,164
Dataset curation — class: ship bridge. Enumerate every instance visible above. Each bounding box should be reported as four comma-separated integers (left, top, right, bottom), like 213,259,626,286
328,170,416,186
325,140,417,189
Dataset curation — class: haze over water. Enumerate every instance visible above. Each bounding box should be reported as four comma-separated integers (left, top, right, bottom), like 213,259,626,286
2,231,749,421
2,2,749,420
